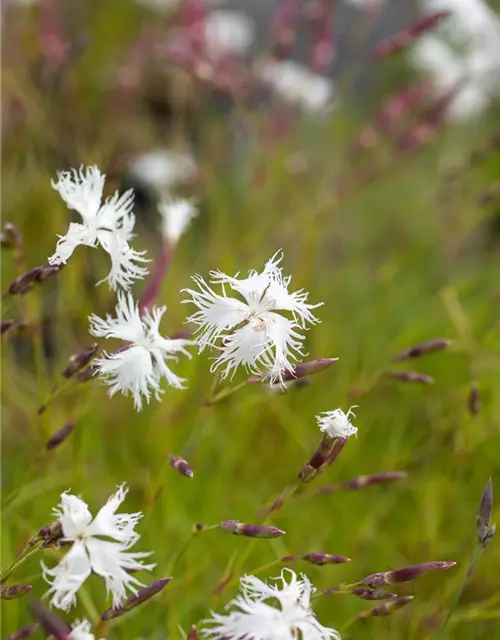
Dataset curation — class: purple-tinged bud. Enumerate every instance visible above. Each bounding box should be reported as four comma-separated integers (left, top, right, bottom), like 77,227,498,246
62,343,98,378
29,601,70,640
248,357,339,383
35,263,64,282
301,434,337,475
38,520,63,545
8,267,43,295
468,382,480,417
101,578,172,620
4,624,39,640
1,222,22,247
46,421,76,450
382,371,435,385
325,437,348,468
477,478,495,548
391,339,451,361
1,583,33,599
323,585,340,595
352,588,397,601
1,319,15,334
281,553,351,566
362,561,456,587
187,626,199,639
219,520,286,539
357,596,414,619
167,453,194,478
316,471,408,495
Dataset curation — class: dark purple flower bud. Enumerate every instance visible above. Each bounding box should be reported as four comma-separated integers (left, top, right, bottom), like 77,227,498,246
357,596,414,619
0,584,33,599
29,601,70,640
4,624,39,640
38,520,63,545
8,267,43,295
1,319,15,334
325,437,348,468
477,478,495,547
391,339,451,361
46,421,76,450
468,382,480,417
363,561,456,587
316,471,408,495
281,553,350,566
36,263,64,282
219,520,286,538
167,453,194,478
300,434,337,475
101,578,172,620
382,371,435,385
75,363,97,382
248,357,339,383
62,343,98,378
187,626,199,639
352,588,397,601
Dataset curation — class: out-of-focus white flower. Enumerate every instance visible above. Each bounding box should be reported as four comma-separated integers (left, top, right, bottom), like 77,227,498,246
183,251,322,384
256,60,335,113
204,569,341,640
49,166,149,291
158,198,198,244
42,485,155,612
128,149,197,193
204,11,255,58
317,406,358,439
411,0,500,121
89,292,194,410
69,619,104,640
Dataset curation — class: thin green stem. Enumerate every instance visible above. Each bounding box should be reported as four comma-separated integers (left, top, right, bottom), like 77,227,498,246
438,544,484,636
1,539,43,583
206,380,248,405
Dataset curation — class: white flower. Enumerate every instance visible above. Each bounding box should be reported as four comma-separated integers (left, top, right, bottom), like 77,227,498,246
411,0,500,121
89,292,194,410
158,198,198,244
183,251,322,384
203,569,341,640
69,619,105,640
49,166,149,290
128,149,197,193
256,60,335,113
204,11,255,58
317,406,358,439
42,485,155,612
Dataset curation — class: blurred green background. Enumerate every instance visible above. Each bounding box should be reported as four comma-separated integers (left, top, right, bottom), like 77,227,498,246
2,1,500,639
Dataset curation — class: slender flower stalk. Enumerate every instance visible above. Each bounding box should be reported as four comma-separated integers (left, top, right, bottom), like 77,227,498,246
41,484,155,611
183,250,322,385
89,293,194,410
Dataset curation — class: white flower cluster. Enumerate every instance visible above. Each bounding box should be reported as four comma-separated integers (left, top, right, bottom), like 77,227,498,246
411,0,500,121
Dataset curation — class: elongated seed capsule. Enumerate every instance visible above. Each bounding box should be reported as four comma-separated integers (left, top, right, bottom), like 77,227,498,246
101,578,172,620
219,520,286,538
316,471,408,495
477,478,495,548
281,553,350,565
391,339,451,361
357,596,414,619
29,601,70,640
8,267,43,295
382,371,435,385
0,584,33,600
167,453,194,478
362,561,456,587
248,357,339,383
468,382,480,416
62,343,98,378
46,421,76,450
352,588,397,601
4,624,39,640
372,11,450,59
